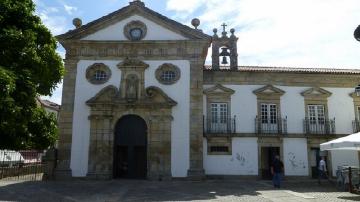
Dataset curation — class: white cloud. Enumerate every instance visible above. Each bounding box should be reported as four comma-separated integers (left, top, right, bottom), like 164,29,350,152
166,0,206,13
64,4,78,15
34,1,69,35
167,0,360,68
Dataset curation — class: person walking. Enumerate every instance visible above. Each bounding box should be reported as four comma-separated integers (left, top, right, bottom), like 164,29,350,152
271,155,284,188
318,156,327,184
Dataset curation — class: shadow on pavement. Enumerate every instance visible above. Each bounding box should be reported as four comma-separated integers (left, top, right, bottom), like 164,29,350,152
0,180,267,202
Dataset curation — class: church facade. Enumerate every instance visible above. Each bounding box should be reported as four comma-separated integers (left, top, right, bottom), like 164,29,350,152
56,1,360,180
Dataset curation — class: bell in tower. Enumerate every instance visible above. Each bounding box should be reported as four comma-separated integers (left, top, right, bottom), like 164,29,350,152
211,23,238,70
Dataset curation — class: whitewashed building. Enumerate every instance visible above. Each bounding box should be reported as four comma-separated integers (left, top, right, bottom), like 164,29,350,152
55,0,360,180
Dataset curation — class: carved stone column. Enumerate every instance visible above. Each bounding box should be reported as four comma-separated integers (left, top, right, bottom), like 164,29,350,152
55,58,78,179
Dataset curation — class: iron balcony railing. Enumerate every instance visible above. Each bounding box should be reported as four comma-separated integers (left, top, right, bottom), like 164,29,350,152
255,116,287,135
303,118,336,135
352,119,360,133
204,116,236,134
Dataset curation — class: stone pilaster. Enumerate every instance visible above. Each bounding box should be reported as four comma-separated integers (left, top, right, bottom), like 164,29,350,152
187,58,206,180
55,58,78,179
87,114,113,179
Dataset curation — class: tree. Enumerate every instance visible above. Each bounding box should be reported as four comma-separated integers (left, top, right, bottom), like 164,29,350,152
0,0,64,150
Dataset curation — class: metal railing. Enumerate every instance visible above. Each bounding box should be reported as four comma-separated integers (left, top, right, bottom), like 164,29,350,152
204,116,236,134
352,119,360,133
0,150,50,181
255,116,287,134
303,118,336,135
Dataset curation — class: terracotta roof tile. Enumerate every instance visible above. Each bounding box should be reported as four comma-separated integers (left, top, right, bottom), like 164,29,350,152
203,65,360,74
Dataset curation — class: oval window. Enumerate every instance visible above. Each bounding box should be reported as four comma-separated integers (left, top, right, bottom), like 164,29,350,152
86,63,111,85
155,63,180,85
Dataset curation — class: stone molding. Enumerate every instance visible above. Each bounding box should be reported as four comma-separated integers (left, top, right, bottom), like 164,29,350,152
61,40,209,60
123,20,147,41
204,71,360,88
204,84,234,122
57,2,210,41
86,63,111,85
155,63,181,85
301,87,331,120
206,137,232,155
349,92,360,119
85,84,177,180
253,85,285,119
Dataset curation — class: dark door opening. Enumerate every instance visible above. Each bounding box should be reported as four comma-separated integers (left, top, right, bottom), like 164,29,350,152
310,148,328,179
114,115,147,179
261,147,280,180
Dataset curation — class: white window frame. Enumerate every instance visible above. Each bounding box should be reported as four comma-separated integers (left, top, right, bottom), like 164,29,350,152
210,103,228,132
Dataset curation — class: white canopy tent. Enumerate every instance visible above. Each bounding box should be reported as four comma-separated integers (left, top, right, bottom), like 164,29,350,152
320,132,360,151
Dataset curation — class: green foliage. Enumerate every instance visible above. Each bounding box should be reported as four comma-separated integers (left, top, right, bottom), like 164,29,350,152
0,0,64,149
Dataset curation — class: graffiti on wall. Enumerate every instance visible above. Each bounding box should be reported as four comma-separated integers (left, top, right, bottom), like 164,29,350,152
287,152,306,170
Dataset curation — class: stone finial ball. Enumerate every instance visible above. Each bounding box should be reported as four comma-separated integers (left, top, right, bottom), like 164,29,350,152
213,28,218,33
73,18,82,28
230,28,235,34
191,18,200,28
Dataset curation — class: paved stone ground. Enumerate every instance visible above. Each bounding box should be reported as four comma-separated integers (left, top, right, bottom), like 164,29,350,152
0,179,359,202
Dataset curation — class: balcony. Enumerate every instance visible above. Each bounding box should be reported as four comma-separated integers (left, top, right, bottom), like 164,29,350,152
303,118,336,135
204,116,236,134
352,119,360,133
255,116,287,135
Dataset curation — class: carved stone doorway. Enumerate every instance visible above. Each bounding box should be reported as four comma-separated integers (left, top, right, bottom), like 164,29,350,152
113,115,147,179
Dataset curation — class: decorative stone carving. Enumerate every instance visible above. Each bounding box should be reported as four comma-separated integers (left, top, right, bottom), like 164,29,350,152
124,20,147,41
155,63,181,85
125,74,139,102
85,84,177,180
86,63,111,85
117,58,149,99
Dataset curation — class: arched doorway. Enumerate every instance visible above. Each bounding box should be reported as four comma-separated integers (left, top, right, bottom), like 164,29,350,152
113,115,147,179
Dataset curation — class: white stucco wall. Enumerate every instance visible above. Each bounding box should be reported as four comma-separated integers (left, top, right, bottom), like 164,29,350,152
144,60,190,177
71,60,190,177
330,150,359,177
203,138,258,175
280,87,306,134
283,138,309,176
82,15,187,41
71,60,121,177
203,85,355,135
325,88,355,134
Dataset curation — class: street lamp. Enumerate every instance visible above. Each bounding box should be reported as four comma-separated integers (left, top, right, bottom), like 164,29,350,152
355,25,360,42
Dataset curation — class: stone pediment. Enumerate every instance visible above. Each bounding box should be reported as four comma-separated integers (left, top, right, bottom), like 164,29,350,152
57,1,210,41
86,85,118,104
253,85,285,96
203,84,235,95
86,85,177,108
301,87,332,98
117,58,149,70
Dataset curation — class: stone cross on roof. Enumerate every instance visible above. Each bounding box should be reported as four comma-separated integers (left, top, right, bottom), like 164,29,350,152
221,23,227,32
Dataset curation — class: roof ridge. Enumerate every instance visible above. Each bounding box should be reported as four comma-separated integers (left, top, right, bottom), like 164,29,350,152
203,65,360,74
57,3,210,40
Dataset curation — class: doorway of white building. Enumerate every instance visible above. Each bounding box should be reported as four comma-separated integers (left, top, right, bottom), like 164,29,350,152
310,148,328,179
113,115,148,179
261,147,280,180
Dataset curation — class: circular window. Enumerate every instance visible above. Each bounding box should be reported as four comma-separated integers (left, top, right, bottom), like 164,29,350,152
86,63,111,85
124,21,147,41
155,63,181,85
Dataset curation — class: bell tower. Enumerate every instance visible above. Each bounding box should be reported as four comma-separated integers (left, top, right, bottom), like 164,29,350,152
211,23,238,70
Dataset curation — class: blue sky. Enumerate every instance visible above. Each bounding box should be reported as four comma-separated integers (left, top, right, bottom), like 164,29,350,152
35,0,360,104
